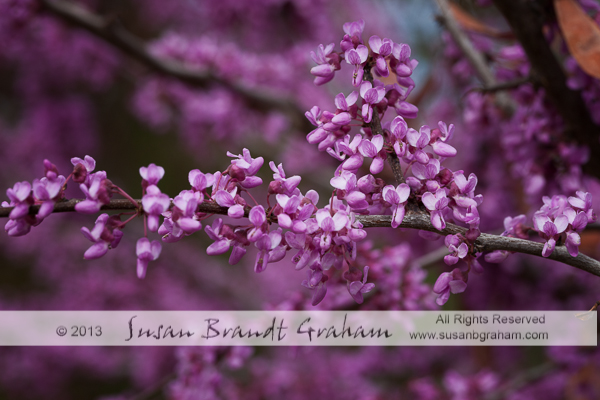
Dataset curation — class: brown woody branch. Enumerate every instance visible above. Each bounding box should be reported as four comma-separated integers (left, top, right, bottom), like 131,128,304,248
491,0,600,180
2,199,600,277
39,0,312,131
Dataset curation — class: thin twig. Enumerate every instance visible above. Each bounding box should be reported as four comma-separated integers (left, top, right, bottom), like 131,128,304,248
435,0,516,114
3,200,600,277
39,0,311,131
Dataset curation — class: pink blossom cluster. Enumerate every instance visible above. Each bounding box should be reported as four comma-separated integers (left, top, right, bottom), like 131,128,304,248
2,159,65,236
486,192,596,265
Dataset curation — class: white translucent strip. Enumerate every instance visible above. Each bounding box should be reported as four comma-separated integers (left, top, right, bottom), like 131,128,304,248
0,311,595,346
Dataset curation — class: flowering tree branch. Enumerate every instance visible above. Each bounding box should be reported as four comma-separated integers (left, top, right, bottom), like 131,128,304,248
2,199,599,277
39,0,311,130
491,0,600,180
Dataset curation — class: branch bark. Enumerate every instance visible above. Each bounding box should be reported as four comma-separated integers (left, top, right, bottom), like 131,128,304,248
2,200,600,277
491,0,600,180
39,0,312,131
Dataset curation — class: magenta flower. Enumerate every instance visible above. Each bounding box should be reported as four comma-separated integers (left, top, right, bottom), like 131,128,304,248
359,81,386,123
406,126,431,164
391,42,418,77
444,235,468,265
501,214,528,238
412,159,441,181
433,268,467,306
309,43,340,85
6,181,33,220
382,183,410,228
71,155,96,184
248,205,267,242
390,116,408,140
302,268,328,306
347,265,375,304
227,148,264,176
358,135,386,174
334,91,358,115
331,171,369,211
327,134,364,172
32,173,66,220
142,185,170,231
342,19,365,42
422,189,450,230
533,213,568,257
188,169,215,192
159,190,202,242
81,214,123,260
136,237,162,279
139,163,165,186
205,218,232,255
369,35,393,77
269,162,301,196
214,187,245,219
345,45,368,87
227,148,264,188
315,208,348,252
76,171,113,214
254,228,286,273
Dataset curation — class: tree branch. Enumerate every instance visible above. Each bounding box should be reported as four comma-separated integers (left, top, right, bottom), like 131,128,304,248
3,200,600,277
491,0,600,180
39,0,311,131
435,0,516,114
357,214,600,277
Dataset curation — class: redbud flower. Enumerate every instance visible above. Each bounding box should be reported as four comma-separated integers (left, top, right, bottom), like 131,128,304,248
205,218,232,255
422,189,450,230
269,162,301,195
359,135,386,174
71,155,96,184
382,183,410,228
302,266,328,306
345,45,368,87
142,185,170,231
444,235,468,265
76,171,113,214
254,228,286,273
81,214,123,260
433,268,467,306
188,169,215,192
533,214,568,257
369,35,393,77
359,81,386,123
32,174,66,220
347,265,375,304
6,181,33,220
309,43,340,85
248,205,267,242
136,237,162,279
139,163,165,186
